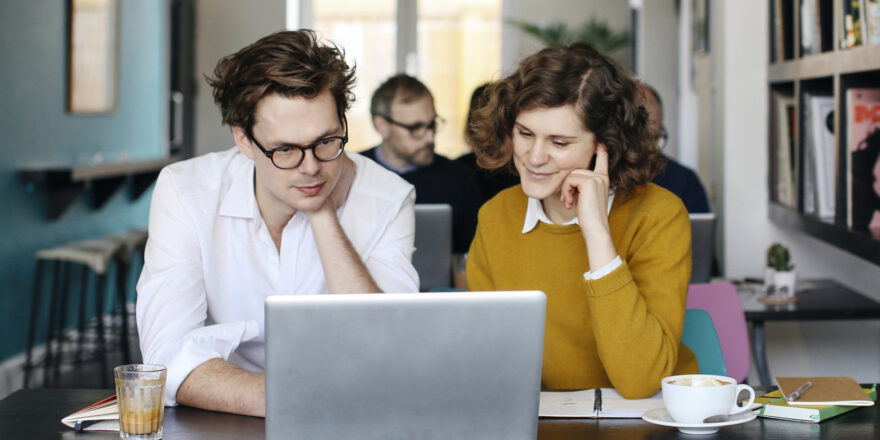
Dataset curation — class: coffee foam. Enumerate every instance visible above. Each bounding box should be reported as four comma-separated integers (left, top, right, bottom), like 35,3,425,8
669,376,731,387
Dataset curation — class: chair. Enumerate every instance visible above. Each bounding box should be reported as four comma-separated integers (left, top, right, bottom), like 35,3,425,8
682,309,727,376
686,281,751,383
413,204,453,291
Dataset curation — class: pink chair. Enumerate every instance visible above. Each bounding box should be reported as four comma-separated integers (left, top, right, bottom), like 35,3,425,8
685,282,751,383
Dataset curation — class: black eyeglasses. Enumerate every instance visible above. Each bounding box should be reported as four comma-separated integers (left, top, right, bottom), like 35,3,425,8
379,114,444,138
248,117,348,170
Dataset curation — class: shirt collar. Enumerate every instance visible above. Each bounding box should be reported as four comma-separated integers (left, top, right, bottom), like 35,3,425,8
522,191,616,233
219,159,258,219
374,145,418,174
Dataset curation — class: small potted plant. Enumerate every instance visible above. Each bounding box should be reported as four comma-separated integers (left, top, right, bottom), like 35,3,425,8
766,243,796,297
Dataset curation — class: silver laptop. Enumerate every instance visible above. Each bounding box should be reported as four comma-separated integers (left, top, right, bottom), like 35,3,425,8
413,204,453,291
689,213,716,283
265,291,546,440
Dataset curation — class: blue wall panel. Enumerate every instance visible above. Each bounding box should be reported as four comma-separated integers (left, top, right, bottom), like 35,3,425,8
0,0,166,362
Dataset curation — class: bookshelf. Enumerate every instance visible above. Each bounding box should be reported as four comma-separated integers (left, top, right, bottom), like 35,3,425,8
768,0,880,265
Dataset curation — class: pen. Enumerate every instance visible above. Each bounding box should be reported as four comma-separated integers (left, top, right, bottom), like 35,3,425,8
593,388,602,417
785,381,812,402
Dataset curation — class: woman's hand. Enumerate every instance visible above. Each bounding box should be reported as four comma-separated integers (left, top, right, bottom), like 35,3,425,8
560,144,616,269
560,144,611,234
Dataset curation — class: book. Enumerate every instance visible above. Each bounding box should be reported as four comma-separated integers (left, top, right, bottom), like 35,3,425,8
845,88,880,236
773,92,797,207
755,385,876,423
842,0,864,48
539,388,663,418
60,394,119,432
777,376,876,406
867,0,880,44
800,0,821,55
807,94,836,220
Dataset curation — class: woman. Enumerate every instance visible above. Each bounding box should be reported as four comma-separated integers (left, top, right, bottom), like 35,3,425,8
466,42,698,398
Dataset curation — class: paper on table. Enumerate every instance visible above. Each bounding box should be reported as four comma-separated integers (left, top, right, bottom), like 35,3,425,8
539,388,664,418
60,394,120,432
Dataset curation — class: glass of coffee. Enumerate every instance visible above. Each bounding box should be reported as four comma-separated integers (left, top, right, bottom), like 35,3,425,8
114,364,167,439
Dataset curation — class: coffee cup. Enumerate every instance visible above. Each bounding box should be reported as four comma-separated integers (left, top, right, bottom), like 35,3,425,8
661,374,755,424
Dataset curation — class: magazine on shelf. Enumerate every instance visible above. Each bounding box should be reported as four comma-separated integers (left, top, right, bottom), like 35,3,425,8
846,88,880,239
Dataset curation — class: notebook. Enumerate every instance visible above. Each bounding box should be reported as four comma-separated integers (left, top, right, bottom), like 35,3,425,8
413,204,453,291
539,388,663,418
264,291,546,440
689,213,716,283
776,376,876,406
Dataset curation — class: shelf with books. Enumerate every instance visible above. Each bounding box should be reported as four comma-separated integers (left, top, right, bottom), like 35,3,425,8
767,1,880,266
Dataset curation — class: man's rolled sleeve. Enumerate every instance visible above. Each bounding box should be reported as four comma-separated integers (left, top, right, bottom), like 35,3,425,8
162,321,260,405
364,188,419,293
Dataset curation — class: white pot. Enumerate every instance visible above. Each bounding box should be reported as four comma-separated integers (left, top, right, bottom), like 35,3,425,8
773,270,797,298
763,267,776,294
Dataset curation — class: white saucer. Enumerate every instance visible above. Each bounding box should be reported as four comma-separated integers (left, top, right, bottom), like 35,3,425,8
641,407,757,435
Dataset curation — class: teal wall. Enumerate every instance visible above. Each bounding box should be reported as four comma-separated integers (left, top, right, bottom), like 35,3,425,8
0,1,166,362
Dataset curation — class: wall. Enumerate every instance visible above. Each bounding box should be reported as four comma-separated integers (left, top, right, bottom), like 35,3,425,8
0,1,166,365
193,0,286,156
637,0,680,160
714,0,880,383
501,0,630,75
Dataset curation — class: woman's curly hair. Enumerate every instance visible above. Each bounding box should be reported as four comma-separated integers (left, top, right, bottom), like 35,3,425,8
207,29,356,137
467,42,663,197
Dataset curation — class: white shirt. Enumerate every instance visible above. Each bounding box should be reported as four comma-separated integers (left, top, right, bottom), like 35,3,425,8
136,148,418,405
521,194,622,280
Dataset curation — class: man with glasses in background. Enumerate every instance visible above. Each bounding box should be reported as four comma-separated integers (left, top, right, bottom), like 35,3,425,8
640,82,711,213
362,74,481,255
137,30,418,417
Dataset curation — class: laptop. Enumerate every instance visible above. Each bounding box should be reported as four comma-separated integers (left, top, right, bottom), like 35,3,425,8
413,204,453,291
689,213,716,283
265,291,546,440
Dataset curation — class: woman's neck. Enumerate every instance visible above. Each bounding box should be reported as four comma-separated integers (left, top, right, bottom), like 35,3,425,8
541,194,577,224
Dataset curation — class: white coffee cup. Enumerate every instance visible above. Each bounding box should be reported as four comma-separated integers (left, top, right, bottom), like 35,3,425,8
661,374,755,424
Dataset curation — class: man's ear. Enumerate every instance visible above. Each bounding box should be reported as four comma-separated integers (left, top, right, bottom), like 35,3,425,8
372,115,391,139
232,126,256,160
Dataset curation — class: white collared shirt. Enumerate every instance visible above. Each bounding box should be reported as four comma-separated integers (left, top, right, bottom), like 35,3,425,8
136,148,418,405
522,193,622,280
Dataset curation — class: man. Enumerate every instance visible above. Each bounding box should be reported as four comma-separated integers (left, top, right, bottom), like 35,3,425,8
136,30,418,417
361,74,481,254
640,83,711,213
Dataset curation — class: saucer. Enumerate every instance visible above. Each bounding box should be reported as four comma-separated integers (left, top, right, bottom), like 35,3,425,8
641,407,757,435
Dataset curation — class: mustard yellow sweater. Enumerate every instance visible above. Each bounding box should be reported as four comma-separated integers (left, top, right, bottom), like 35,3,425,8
467,183,698,398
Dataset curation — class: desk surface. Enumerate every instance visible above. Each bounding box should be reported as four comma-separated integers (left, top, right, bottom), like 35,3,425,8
739,279,880,321
2,388,879,439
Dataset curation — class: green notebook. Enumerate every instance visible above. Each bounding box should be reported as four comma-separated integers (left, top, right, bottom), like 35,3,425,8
755,385,877,423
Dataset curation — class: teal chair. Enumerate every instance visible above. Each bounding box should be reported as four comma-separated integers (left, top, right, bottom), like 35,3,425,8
681,309,727,376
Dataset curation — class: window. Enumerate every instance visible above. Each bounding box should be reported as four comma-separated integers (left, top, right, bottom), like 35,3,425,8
292,0,501,157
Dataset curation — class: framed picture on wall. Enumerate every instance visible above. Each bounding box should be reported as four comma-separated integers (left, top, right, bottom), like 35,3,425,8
67,0,119,114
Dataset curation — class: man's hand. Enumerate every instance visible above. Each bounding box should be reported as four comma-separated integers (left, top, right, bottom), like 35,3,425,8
307,154,356,221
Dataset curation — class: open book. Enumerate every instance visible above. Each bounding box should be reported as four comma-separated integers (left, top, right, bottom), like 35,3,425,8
60,394,119,432
539,388,663,418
